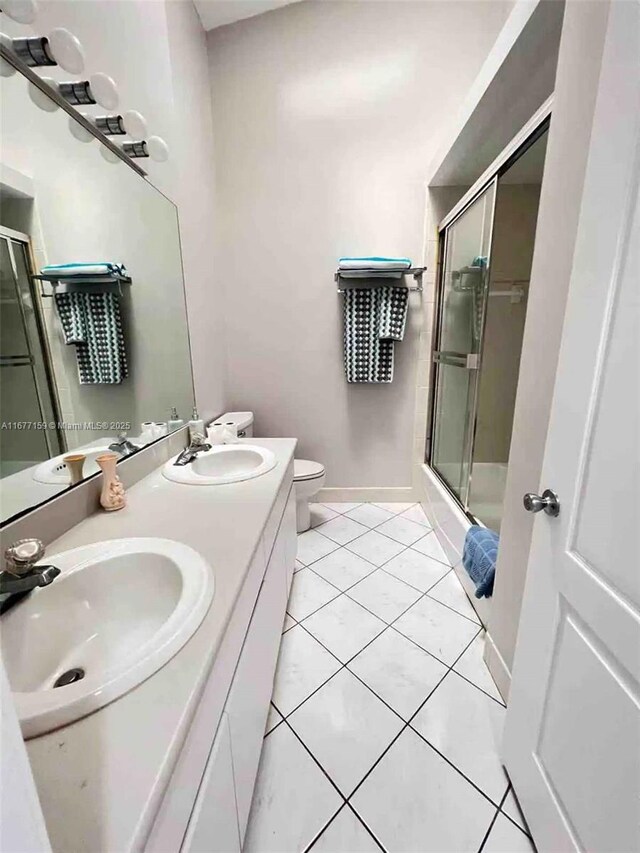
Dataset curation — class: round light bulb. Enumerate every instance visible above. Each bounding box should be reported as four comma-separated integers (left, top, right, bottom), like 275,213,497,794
29,76,59,112
48,27,84,74
1,0,37,24
99,144,121,165
147,135,169,163
68,114,94,143
122,109,147,139
89,72,118,110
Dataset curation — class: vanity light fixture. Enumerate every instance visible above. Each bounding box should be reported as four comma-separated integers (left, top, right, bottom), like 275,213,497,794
69,109,148,144
39,71,119,110
0,27,84,73
100,135,170,163
0,0,38,24
146,135,169,162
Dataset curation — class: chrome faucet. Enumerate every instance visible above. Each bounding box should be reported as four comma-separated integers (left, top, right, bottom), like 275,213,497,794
108,432,139,458
173,434,212,466
0,539,61,616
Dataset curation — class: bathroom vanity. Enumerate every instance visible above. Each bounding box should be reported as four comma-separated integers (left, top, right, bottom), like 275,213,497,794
17,437,297,852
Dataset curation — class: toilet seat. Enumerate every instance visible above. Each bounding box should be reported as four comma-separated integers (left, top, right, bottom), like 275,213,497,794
294,459,325,482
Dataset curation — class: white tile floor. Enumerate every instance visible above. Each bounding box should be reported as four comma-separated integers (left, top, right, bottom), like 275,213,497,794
245,502,535,853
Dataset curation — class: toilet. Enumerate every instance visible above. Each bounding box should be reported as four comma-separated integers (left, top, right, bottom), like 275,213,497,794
215,411,324,533
293,459,326,533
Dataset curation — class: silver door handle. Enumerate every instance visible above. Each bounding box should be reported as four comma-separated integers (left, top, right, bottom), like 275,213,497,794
523,489,560,517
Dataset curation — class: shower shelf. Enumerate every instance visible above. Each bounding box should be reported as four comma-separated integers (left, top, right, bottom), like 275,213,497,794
33,272,132,298
335,267,426,293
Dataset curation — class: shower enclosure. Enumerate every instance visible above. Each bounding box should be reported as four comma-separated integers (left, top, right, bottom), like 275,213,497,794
0,229,63,475
428,126,548,532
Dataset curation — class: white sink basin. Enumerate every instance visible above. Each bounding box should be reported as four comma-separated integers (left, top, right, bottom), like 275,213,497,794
33,441,116,484
163,443,277,485
1,538,214,738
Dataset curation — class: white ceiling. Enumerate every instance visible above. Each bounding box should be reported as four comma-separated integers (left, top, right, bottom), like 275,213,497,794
194,0,305,31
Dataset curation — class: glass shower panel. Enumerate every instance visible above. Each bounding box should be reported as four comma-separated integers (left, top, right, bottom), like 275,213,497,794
0,236,57,474
431,181,496,504
467,128,548,531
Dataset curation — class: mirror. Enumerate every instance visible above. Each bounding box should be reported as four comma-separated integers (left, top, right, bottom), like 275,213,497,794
0,67,195,524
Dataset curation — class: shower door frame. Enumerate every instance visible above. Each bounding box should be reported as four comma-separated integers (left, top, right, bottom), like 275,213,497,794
0,227,65,458
426,107,552,522
428,178,498,513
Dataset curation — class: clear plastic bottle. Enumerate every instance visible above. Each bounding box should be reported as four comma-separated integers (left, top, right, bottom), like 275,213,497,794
188,406,205,441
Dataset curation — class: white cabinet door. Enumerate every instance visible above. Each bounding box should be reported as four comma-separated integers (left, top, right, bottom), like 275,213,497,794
503,3,640,851
181,714,240,853
226,530,288,841
282,488,297,594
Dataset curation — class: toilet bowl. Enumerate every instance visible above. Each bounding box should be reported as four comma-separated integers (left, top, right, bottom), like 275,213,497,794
294,460,325,533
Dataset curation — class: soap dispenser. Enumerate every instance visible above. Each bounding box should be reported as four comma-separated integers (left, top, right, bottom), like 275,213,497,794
168,406,184,431
188,406,204,441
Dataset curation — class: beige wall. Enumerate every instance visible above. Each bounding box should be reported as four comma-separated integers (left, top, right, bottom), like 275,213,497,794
486,0,612,688
206,0,511,488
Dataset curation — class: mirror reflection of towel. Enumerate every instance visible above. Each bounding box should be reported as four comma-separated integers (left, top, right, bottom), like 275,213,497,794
55,291,128,384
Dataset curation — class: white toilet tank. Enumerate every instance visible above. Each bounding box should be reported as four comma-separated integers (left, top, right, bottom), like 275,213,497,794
215,411,254,437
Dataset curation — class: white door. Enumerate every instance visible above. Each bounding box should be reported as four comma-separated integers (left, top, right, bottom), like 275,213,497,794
502,2,640,851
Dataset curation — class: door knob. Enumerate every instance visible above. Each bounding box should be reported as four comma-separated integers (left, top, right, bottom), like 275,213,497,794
523,489,560,517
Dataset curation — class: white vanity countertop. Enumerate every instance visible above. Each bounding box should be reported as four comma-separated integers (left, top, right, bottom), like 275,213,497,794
25,437,297,853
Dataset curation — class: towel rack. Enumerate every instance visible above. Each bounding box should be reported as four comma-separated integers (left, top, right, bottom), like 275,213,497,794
33,272,132,298
335,267,426,293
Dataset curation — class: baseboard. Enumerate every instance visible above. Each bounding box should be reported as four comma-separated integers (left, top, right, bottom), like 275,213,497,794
316,487,418,503
484,631,511,703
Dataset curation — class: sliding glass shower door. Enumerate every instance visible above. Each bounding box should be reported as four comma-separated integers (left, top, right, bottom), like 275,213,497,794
430,181,496,506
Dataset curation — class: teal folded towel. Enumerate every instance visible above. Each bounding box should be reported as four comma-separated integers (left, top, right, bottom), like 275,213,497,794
41,262,126,277
338,256,412,270
462,525,499,598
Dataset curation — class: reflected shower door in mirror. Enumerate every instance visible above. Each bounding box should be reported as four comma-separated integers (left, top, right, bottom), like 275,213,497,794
0,69,195,524
430,181,496,506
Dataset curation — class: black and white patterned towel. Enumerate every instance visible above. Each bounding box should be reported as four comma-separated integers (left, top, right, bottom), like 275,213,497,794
343,286,409,383
55,291,128,384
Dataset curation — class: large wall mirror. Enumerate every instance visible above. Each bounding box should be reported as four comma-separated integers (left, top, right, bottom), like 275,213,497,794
0,64,195,524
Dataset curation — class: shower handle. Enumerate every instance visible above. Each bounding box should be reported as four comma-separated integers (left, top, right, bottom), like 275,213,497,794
523,489,560,517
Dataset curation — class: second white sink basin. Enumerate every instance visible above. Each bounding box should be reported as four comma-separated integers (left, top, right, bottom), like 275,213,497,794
163,443,277,485
2,538,214,738
33,443,115,484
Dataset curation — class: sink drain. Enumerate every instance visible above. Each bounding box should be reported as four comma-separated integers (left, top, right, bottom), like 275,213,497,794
53,668,85,688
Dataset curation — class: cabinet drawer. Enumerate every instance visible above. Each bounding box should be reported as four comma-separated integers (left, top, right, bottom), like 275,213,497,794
226,535,288,841
181,714,240,853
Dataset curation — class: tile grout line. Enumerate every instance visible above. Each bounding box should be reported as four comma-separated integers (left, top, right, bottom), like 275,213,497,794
302,556,482,639
498,787,534,839
266,507,507,843
281,616,506,816
476,784,512,853
338,628,507,816
308,504,435,554
255,506,507,850
288,543,503,717
298,514,499,700
274,585,501,729
314,501,417,519
303,801,387,853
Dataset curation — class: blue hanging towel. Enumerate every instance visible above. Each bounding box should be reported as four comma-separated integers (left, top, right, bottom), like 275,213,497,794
462,525,499,598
